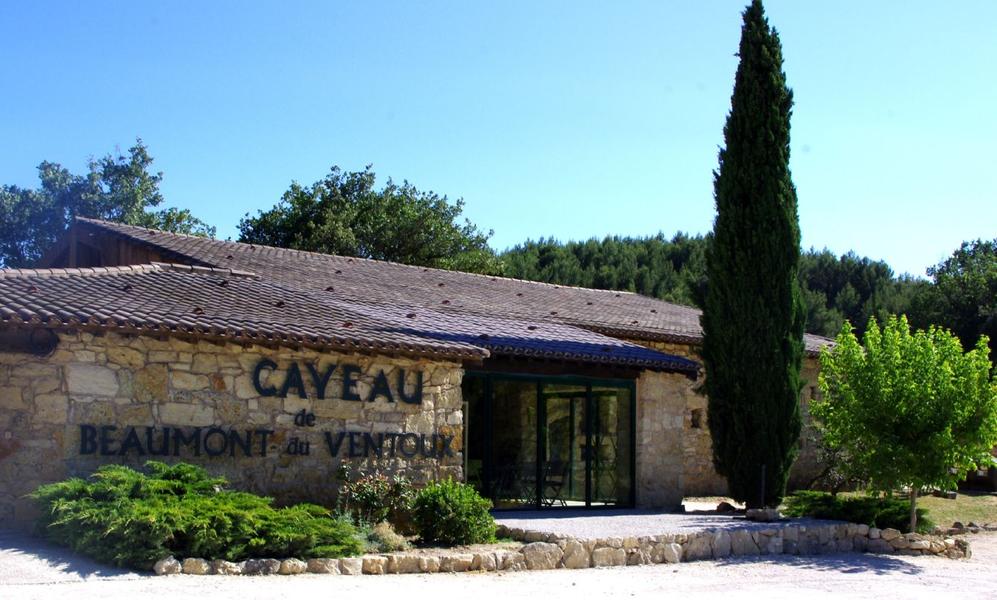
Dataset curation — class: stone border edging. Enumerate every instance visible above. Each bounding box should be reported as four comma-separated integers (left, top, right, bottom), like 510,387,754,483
152,520,972,576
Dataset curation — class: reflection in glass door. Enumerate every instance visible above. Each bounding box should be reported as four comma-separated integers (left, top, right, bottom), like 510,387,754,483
463,373,634,509
541,384,586,507
590,386,633,506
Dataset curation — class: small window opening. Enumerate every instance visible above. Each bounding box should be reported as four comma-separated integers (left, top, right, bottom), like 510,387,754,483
690,408,703,429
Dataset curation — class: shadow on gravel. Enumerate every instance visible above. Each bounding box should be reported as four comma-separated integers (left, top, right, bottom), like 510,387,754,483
0,530,142,582
715,552,924,576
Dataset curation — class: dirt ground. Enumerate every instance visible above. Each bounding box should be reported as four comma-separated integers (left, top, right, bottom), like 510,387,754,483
3,530,996,600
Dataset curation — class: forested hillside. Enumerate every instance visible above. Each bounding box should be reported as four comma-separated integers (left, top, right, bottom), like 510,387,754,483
501,234,934,340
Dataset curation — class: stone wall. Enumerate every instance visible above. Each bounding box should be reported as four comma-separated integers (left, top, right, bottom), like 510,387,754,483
0,330,463,527
632,339,822,498
634,368,694,508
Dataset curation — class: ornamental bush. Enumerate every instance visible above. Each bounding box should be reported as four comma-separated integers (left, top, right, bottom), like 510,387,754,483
783,491,934,533
31,461,362,569
411,479,496,545
337,468,415,529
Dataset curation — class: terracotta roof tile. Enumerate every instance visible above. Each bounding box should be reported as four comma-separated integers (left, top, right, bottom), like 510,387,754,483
73,218,830,355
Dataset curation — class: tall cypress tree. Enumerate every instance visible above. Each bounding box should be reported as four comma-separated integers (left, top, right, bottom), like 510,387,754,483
701,0,805,508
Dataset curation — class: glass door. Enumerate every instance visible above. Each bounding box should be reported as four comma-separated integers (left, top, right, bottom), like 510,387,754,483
463,372,635,509
590,386,634,506
540,384,587,507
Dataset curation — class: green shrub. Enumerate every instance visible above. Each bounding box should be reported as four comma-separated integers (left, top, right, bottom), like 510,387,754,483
337,468,414,529
31,462,362,569
411,479,495,545
363,521,410,553
783,491,934,533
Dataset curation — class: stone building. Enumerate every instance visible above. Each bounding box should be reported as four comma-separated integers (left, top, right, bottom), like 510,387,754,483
0,218,829,526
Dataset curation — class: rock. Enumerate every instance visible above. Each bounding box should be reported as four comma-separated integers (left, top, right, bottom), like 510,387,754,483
439,554,474,572
909,540,931,550
181,558,211,575
683,534,713,561
522,542,563,571
561,539,591,569
868,527,881,540
663,543,683,564
856,524,870,536
745,508,781,522
278,558,307,575
627,550,651,565
339,558,363,576
591,547,627,567
730,530,759,556
471,552,497,571
153,556,182,575
866,539,894,554
497,551,525,571
782,526,799,542
211,560,242,575
711,530,732,558
716,501,737,513
418,556,441,573
880,528,901,541
243,558,281,575
362,556,388,574
306,558,340,574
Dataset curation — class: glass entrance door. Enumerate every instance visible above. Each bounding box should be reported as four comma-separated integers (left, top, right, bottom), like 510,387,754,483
464,372,635,509
541,384,586,507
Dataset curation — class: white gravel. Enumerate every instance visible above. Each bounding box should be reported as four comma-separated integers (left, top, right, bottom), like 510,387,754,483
494,509,841,538
4,530,996,600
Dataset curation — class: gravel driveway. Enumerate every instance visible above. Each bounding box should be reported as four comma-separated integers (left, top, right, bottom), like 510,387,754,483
3,530,996,600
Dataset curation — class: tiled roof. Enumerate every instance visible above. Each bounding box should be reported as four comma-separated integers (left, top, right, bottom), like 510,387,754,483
71,218,832,355
0,263,698,373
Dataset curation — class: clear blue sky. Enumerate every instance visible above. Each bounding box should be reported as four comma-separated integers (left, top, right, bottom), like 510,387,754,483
2,1,994,277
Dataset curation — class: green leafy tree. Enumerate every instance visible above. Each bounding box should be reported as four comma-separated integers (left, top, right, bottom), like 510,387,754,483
700,0,805,508
911,239,996,354
238,166,502,274
0,140,215,267
814,316,997,532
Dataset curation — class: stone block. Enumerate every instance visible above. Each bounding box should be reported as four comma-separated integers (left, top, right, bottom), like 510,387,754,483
591,547,627,567
153,556,182,575
439,554,474,572
880,528,901,541
561,539,590,569
711,530,731,558
66,364,118,396
133,365,168,402
307,558,340,574
868,527,881,540
158,403,214,426
471,552,497,571
339,557,363,575
171,371,210,391
243,558,281,575
663,543,683,564
32,394,67,423
522,542,563,570
182,558,211,575
730,529,759,556
211,560,242,575
279,558,307,575
419,556,441,573
497,551,525,571
106,346,145,369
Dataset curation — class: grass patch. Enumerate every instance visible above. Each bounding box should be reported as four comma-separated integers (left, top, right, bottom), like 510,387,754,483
904,492,997,527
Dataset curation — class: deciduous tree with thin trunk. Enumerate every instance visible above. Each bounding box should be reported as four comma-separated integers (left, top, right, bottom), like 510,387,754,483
814,315,997,532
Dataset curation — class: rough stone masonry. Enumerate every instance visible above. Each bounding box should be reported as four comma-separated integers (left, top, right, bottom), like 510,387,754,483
0,330,464,526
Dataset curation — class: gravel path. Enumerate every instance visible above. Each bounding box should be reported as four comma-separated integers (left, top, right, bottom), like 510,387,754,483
4,530,996,600
495,508,841,538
